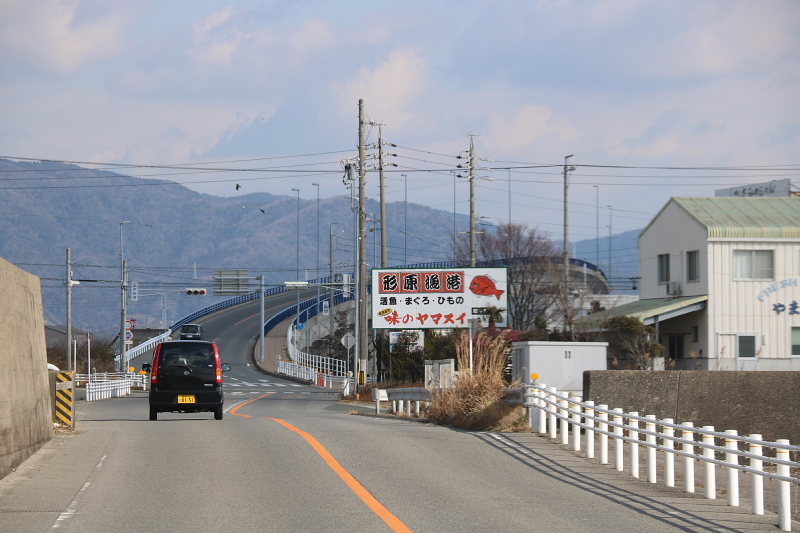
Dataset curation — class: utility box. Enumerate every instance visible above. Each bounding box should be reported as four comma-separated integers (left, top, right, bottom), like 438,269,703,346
511,341,608,394
424,359,456,390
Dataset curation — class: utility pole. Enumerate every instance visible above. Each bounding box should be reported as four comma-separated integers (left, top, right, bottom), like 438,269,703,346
118,221,129,372
469,136,476,267
356,99,368,393
401,174,408,265
378,125,388,268
608,205,613,281
119,260,128,371
594,185,599,267
65,248,73,372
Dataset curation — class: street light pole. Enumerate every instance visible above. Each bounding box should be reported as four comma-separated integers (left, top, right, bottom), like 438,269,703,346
292,188,301,342
329,222,339,357
313,183,320,316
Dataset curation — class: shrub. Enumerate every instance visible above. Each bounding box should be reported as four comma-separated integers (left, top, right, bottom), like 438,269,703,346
428,330,526,431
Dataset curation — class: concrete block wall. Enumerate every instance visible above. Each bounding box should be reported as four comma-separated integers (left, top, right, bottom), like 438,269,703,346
584,370,800,444
0,257,53,479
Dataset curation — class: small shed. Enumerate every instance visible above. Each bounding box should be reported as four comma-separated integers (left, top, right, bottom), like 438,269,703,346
511,341,608,394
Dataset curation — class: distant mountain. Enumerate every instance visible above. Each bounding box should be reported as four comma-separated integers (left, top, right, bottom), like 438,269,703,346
0,158,643,333
0,159,469,334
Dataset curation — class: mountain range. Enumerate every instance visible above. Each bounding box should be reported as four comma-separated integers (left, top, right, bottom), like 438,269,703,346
0,158,640,334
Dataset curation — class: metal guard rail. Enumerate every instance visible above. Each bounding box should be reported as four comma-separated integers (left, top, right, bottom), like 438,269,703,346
520,384,799,531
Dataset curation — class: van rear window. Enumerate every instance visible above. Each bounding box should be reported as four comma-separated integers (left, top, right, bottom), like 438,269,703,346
160,343,214,367
181,325,201,333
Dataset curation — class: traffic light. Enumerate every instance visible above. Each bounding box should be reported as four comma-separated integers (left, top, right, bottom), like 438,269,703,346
185,288,207,295
131,282,139,302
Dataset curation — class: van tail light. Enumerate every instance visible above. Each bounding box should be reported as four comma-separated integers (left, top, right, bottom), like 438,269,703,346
151,349,161,384
214,346,223,383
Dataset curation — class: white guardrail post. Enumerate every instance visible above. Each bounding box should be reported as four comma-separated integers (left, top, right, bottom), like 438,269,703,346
585,401,595,459
663,418,675,487
726,429,740,507
548,387,557,440
750,433,764,515
683,422,695,493
777,439,791,531
559,396,569,445
629,412,640,479
520,385,798,532
646,415,657,483
702,426,716,499
598,404,609,465
613,408,624,472
572,396,582,452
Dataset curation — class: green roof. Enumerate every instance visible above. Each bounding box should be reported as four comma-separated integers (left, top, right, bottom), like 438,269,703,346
577,295,708,330
643,197,800,239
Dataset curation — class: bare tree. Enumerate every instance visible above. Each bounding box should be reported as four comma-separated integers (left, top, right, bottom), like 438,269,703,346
454,222,561,331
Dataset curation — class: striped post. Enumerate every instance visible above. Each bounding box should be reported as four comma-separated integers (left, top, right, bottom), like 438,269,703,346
54,371,74,428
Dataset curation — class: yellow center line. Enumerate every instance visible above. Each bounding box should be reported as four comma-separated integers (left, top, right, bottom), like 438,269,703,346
229,393,275,417
267,417,414,533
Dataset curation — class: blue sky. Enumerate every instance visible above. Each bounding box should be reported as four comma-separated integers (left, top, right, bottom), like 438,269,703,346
1,0,799,268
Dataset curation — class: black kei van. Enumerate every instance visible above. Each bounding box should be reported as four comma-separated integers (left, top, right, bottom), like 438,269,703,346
179,323,203,340
144,340,230,421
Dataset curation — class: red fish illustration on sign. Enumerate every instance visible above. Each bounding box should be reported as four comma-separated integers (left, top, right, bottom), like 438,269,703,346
469,275,504,300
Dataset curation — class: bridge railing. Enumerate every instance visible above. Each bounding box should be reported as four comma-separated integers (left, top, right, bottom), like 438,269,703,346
521,384,800,531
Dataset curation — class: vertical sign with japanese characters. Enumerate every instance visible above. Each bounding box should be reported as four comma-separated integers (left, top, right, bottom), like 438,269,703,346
372,267,508,329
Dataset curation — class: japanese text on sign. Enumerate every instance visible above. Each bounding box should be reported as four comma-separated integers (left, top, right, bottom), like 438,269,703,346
372,268,508,330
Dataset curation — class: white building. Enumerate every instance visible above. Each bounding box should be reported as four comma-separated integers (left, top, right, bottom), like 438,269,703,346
587,197,800,371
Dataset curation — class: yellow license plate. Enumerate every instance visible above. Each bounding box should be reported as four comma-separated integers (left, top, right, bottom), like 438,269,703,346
178,395,196,404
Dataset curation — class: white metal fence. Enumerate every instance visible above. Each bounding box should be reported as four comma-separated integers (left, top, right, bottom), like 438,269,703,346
78,373,145,402
523,384,800,531
276,360,349,389
286,325,349,376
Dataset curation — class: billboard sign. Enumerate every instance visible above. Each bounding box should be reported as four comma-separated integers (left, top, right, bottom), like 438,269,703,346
715,179,791,198
371,267,508,329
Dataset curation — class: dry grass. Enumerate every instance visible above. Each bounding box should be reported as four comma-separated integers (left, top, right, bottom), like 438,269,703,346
428,331,527,431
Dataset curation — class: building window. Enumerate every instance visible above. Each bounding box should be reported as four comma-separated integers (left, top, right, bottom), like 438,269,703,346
687,251,699,282
738,335,756,358
691,326,699,343
733,250,774,280
658,254,670,284
792,328,800,356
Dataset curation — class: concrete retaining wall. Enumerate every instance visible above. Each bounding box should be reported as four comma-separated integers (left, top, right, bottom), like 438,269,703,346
584,371,800,444
0,257,53,479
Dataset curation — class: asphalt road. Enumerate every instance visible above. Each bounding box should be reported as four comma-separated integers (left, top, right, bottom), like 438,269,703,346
0,297,792,532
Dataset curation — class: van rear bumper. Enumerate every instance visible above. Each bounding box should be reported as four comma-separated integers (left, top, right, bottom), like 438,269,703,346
149,389,224,413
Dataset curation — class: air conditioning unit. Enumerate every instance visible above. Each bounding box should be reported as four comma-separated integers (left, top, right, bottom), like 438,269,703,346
666,281,681,296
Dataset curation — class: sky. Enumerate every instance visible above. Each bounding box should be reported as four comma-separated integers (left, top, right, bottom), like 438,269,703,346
2,0,799,274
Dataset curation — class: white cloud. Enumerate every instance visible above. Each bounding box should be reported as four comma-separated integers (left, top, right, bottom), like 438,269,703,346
0,0,130,75
484,104,577,156
336,48,431,129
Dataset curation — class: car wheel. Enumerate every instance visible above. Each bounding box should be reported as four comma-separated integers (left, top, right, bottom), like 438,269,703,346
214,407,223,420
149,407,158,421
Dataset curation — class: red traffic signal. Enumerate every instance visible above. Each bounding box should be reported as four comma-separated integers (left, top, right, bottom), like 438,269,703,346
185,288,207,295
